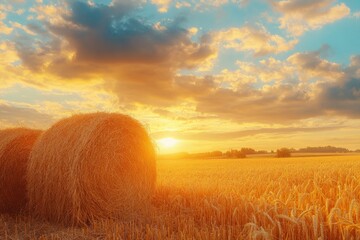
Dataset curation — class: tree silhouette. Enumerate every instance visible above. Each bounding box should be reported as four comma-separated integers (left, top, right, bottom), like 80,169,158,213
276,148,291,158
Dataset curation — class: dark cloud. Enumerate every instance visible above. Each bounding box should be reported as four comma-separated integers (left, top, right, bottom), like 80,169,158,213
320,78,360,116
53,1,208,67
16,0,213,74
287,47,342,76
14,0,215,106
324,78,360,101
318,55,360,116
68,1,136,29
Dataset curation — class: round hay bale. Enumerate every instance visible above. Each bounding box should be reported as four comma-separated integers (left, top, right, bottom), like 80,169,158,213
27,113,156,225
0,128,42,214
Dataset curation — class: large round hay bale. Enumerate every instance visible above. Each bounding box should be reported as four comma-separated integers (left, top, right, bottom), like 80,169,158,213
0,128,42,213
27,113,156,225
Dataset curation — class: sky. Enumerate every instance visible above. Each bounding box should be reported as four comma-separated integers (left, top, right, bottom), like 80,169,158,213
0,0,360,154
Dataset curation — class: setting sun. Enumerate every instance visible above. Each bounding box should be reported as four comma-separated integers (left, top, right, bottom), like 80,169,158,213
157,137,178,149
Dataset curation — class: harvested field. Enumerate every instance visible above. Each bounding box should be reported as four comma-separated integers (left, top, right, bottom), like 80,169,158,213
1,155,360,239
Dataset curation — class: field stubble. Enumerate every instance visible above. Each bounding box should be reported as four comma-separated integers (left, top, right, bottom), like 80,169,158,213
1,155,360,239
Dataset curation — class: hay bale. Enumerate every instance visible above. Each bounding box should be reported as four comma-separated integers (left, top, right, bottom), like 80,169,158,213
27,113,156,225
0,128,42,213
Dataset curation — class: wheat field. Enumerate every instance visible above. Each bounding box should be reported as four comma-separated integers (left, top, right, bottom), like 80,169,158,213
1,155,360,239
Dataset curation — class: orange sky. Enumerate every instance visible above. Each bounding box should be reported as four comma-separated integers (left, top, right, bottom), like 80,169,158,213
1,0,360,154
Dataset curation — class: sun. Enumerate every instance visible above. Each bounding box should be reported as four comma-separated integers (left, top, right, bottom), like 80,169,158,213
157,137,178,148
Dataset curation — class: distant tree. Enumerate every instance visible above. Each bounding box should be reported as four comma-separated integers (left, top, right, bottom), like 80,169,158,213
210,151,223,157
276,148,291,158
240,148,256,155
297,146,349,153
256,150,268,154
225,149,246,158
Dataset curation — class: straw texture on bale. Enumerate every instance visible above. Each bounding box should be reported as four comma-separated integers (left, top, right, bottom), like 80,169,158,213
27,113,156,225
0,128,42,214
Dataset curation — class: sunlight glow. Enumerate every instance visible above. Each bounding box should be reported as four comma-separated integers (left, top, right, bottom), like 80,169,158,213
157,137,178,148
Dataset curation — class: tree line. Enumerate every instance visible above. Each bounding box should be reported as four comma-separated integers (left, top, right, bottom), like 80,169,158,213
159,146,359,160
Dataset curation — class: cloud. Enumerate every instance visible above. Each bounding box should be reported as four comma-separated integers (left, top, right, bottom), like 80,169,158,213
106,74,216,106
11,1,217,109
287,45,343,82
218,46,341,88
151,0,171,12
319,56,360,117
152,126,340,140
143,50,358,124
0,41,24,88
211,25,298,56
0,102,54,129
320,78,360,117
175,1,191,9
195,83,318,123
230,58,294,84
13,1,216,105
192,49,360,123
10,21,36,35
0,6,13,35
5,1,360,127
271,0,350,36
38,1,213,71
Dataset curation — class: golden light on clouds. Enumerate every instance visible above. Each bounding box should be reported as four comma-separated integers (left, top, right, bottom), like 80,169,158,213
1,0,360,153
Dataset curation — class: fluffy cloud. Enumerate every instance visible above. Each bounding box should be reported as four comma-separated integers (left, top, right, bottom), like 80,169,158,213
286,45,344,82
0,5,13,35
217,46,342,88
4,0,360,127
151,0,171,12
212,25,298,56
12,1,216,105
271,0,350,36
228,58,295,84
192,49,360,123
0,42,25,88
1,1,216,123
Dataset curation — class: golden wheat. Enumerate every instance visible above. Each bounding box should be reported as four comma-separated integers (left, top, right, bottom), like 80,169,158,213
1,155,360,239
